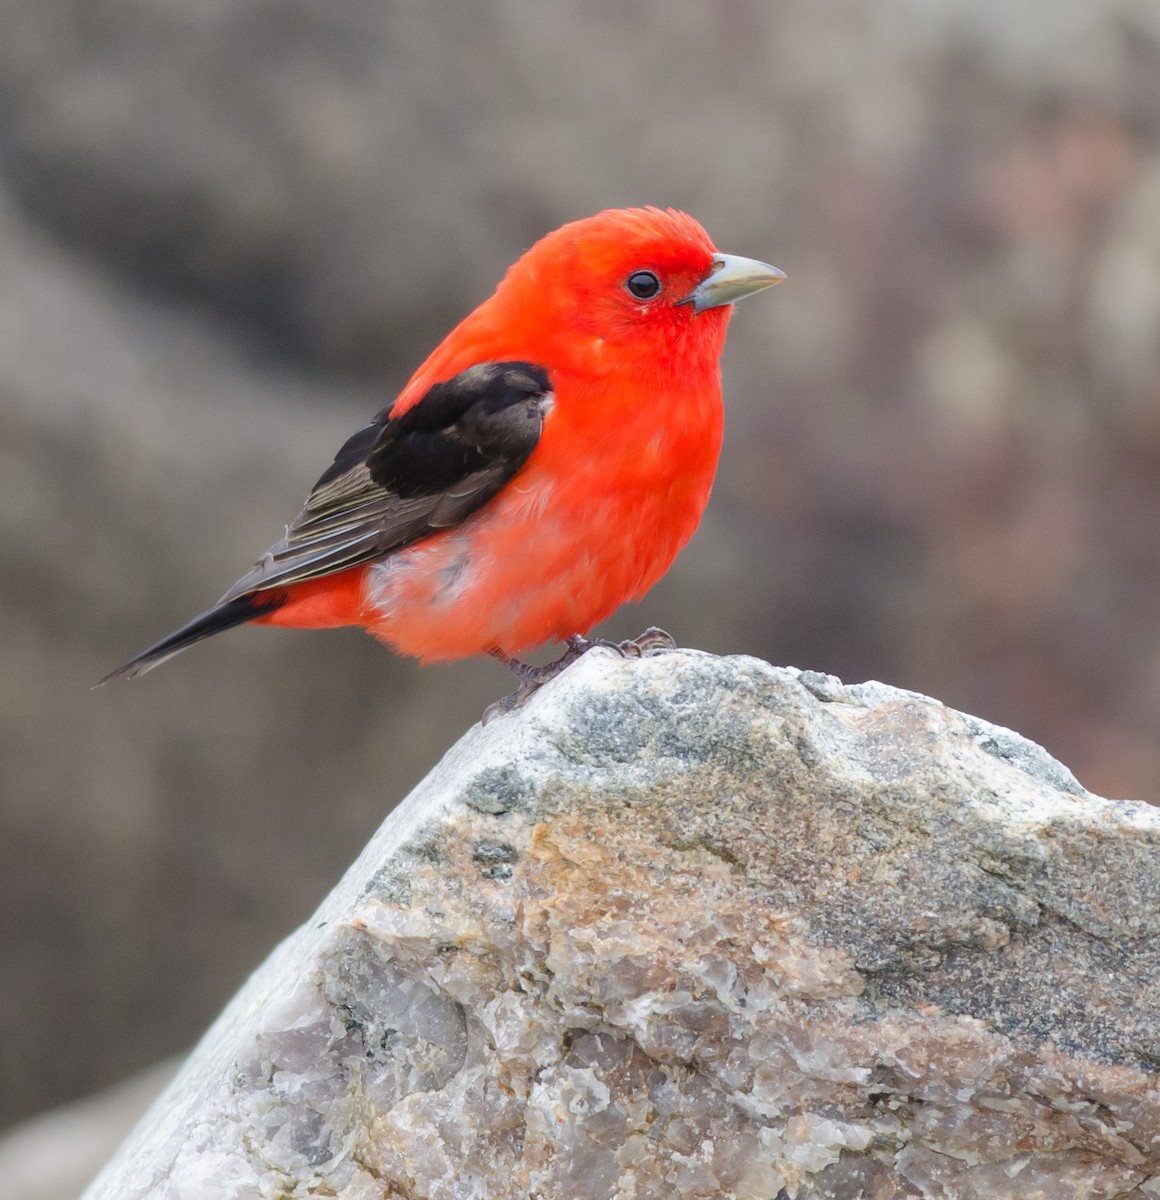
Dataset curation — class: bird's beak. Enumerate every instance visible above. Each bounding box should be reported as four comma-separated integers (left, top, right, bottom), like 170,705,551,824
685,254,786,314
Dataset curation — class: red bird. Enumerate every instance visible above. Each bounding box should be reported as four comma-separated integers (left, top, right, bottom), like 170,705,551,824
104,207,784,700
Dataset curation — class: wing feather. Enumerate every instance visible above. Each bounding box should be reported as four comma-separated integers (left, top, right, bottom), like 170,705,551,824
220,362,549,601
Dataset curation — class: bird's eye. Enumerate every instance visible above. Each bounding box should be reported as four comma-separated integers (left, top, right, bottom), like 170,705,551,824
625,270,661,300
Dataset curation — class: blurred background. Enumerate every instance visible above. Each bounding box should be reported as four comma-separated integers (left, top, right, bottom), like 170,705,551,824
2,0,1160,1184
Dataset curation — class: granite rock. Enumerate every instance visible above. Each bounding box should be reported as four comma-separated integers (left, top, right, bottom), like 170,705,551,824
83,651,1160,1198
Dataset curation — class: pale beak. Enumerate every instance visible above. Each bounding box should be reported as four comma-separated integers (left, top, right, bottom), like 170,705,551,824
686,253,786,314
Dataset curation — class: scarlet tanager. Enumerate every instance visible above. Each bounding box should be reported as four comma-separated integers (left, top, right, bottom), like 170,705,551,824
103,207,784,699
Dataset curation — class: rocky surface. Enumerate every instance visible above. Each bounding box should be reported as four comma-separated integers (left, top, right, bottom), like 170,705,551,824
83,651,1160,1199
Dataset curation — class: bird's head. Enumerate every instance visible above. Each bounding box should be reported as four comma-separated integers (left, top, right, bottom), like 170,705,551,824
496,206,784,375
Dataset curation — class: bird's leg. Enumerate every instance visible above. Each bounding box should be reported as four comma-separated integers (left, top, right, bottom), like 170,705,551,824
489,643,588,688
483,628,678,722
483,643,588,722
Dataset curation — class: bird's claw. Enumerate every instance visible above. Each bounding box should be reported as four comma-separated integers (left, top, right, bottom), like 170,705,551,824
567,626,677,659
624,626,678,656
483,641,585,723
484,628,678,722
482,682,542,725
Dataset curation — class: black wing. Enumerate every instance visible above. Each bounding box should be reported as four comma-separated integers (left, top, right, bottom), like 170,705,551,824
100,361,550,682
220,361,551,601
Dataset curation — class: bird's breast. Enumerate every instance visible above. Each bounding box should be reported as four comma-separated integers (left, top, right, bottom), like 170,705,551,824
365,371,724,660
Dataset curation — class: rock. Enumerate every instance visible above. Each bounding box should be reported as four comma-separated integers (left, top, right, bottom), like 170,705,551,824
81,650,1160,1199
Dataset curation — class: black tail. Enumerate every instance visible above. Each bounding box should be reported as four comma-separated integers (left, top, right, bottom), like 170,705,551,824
99,594,283,684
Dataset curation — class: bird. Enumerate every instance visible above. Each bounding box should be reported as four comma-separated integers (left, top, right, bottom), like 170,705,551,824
102,207,784,704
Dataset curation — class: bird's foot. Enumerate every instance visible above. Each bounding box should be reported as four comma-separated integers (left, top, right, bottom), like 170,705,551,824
483,628,677,722
483,642,586,723
565,626,677,658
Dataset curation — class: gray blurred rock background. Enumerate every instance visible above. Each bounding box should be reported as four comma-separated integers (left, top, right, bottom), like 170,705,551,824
2,0,1159,1142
